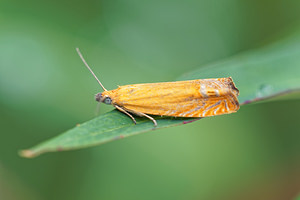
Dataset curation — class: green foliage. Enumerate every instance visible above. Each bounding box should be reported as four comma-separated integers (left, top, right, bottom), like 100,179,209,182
20,31,300,158
294,194,300,200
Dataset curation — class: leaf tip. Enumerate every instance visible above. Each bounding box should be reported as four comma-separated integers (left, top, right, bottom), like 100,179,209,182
19,149,38,158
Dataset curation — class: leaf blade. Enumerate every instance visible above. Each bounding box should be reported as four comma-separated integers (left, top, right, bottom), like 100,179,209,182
20,111,196,158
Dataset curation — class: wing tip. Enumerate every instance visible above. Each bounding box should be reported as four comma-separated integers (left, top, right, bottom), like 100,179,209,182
227,77,239,96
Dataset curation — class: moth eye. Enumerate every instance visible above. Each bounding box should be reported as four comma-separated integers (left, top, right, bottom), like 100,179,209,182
103,97,112,104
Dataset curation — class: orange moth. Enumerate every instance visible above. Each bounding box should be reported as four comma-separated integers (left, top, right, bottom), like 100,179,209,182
76,48,239,127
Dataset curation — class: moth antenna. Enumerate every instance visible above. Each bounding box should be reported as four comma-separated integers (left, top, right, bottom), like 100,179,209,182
76,48,107,91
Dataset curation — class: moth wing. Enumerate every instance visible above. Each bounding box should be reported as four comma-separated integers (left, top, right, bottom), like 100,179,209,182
110,79,239,118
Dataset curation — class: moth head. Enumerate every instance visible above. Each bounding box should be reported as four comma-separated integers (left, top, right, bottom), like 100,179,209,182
95,93,112,105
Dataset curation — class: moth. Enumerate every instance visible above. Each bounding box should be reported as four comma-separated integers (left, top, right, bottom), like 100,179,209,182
76,48,239,126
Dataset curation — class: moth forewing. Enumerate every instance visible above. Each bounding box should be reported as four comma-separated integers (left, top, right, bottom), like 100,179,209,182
101,78,239,119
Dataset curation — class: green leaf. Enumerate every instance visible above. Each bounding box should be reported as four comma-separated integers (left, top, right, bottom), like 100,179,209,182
294,194,300,200
20,112,195,158
20,31,300,158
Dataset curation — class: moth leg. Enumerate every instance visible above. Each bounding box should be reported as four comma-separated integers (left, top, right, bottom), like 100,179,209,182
134,112,157,127
114,105,137,125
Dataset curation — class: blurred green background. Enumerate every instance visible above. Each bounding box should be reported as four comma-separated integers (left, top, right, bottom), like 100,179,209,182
0,0,300,200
